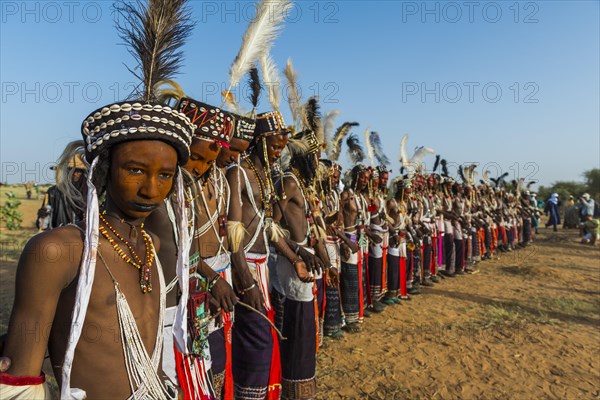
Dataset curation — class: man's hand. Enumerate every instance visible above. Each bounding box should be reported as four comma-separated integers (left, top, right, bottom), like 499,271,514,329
239,285,263,310
0,357,10,372
297,246,324,275
293,260,314,282
326,267,339,287
341,242,351,260
210,278,238,313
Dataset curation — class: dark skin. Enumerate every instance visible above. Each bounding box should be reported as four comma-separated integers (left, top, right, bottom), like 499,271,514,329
216,138,250,169
272,154,325,282
146,138,237,313
2,140,178,398
227,134,301,310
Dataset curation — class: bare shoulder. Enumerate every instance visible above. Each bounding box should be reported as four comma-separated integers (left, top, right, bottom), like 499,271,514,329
19,224,84,289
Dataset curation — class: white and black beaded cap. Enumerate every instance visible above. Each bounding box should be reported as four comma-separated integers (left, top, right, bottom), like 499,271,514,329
177,97,234,144
82,101,194,164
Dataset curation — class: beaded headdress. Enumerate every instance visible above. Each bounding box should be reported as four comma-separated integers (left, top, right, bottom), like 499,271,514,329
177,97,234,146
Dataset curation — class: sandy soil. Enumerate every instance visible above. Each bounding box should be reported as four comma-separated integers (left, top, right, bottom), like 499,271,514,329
316,223,600,399
1,184,599,399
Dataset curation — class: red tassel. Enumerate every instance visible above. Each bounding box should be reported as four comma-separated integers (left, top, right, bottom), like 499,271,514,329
267,307,282,400
400,257,407,297
381,246,388,292
222,314,234,400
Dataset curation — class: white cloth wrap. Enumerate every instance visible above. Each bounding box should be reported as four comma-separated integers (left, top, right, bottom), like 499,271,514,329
325,237,341,271
444,220,454,236
162,306,178,384
453,221,463,240
388,245,400,257
0,382,51,399
61,156,99,400
245,252,272,310
276,247,315,302
399,242,407,258
369,224,388,258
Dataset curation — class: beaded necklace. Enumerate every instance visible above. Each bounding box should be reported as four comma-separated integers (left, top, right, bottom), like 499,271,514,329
244,155,274,216
99,212,154,293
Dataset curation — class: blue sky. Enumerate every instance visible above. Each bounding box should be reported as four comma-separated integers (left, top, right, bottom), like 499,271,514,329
1,0,599,188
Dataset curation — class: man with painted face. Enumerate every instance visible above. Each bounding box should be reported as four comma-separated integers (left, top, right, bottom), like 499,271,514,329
269,128,331,399
0,0,195,397
1,101,195,400
146,96,239,399
339,165,371,332
227,110,296,400
366,166,391,312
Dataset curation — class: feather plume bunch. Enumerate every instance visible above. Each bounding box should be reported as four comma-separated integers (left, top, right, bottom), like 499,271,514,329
441,159,449,177
248,66,261,111
458,165,466,183
114,0,194,102
364,128,375,166
154,79,187,106
346,133,365,164
399,134,409,166
228,0,292,89
284,58,303,126
408,146,435,177
368,131,389,166
432,155,441,173
304,97,323,142
260,54,282,111
464,164,477,186
482,169,490,185
322,110,341,144
327,122,358,161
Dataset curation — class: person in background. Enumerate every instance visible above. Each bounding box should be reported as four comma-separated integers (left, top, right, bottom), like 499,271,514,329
544,193,561,232
580,214,599,245
563,195,580,229
24,181,34,200
36,141,88,231
580,193,596,221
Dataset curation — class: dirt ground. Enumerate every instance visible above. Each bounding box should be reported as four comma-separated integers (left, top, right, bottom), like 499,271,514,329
1,184,599,399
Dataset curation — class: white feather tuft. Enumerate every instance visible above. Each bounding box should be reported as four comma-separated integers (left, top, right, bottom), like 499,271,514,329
284,57,302,127
260,54,282,112
323,110,341,143
229,0,292,88
364,128,375,166
399,133,409,166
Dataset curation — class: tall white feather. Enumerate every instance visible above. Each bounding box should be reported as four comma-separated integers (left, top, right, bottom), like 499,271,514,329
260,54,282,112
284,57,302,126
228,0,292,89
323,110,341,143
364,127,375,166
399,133,409,166
410,146,435,176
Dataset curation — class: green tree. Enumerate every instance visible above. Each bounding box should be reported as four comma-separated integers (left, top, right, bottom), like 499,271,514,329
583,168,600,198
0,192,23,230
537,181,587,204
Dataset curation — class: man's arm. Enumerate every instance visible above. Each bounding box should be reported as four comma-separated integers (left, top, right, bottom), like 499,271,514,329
225,166,262,309
3,227,80,376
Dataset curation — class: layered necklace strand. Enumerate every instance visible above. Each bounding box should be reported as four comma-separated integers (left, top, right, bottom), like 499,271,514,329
99,212,154,293
245,155,272,212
